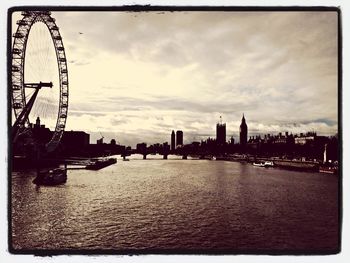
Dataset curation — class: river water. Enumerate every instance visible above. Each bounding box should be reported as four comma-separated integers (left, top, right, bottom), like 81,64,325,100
11,155,339,253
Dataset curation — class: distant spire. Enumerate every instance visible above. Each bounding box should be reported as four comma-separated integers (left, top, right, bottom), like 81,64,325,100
242,113,245,122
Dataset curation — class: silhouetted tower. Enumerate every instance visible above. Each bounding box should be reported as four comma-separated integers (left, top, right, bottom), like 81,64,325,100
216,116,226,145
239,114,248,146
171,130,175,151
176,130,183,146
35,116,40,128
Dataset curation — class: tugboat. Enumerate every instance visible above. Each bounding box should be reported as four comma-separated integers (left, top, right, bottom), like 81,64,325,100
33,165,67,186
85,157,117,170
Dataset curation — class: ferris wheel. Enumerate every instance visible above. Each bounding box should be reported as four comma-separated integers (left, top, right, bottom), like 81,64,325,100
11,11,69,153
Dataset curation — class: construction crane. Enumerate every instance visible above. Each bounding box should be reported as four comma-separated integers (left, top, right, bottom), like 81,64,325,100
97,132,104,144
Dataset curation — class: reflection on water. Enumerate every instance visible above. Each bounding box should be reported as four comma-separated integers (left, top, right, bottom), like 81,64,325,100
11,155,339,252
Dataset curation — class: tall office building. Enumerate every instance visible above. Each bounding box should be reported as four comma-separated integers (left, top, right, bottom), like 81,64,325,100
239,114,248,146
216,116,226,145
176,130,183,146
61,130,90,148
171,130,175,151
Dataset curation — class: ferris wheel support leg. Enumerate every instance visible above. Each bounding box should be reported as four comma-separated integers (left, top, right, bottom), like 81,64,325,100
12,87,41,141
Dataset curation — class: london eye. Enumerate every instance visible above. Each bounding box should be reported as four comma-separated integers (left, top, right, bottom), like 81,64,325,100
11,11,69,153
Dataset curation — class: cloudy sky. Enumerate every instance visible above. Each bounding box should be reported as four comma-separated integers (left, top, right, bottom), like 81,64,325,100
13,10,338,147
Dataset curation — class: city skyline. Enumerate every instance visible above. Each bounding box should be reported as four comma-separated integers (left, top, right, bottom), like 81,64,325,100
12,11,338,146
30,114,338,148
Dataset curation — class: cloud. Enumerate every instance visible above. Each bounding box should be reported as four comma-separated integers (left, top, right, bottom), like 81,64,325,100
14,11,337,146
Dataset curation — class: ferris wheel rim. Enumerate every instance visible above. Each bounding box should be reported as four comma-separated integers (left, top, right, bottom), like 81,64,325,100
11,11,69,152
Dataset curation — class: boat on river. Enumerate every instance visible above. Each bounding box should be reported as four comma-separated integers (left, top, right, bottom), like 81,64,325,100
33,167,67,186
319,165,338,175
264,161,274,167
85,157,117,170
253,161,274,168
